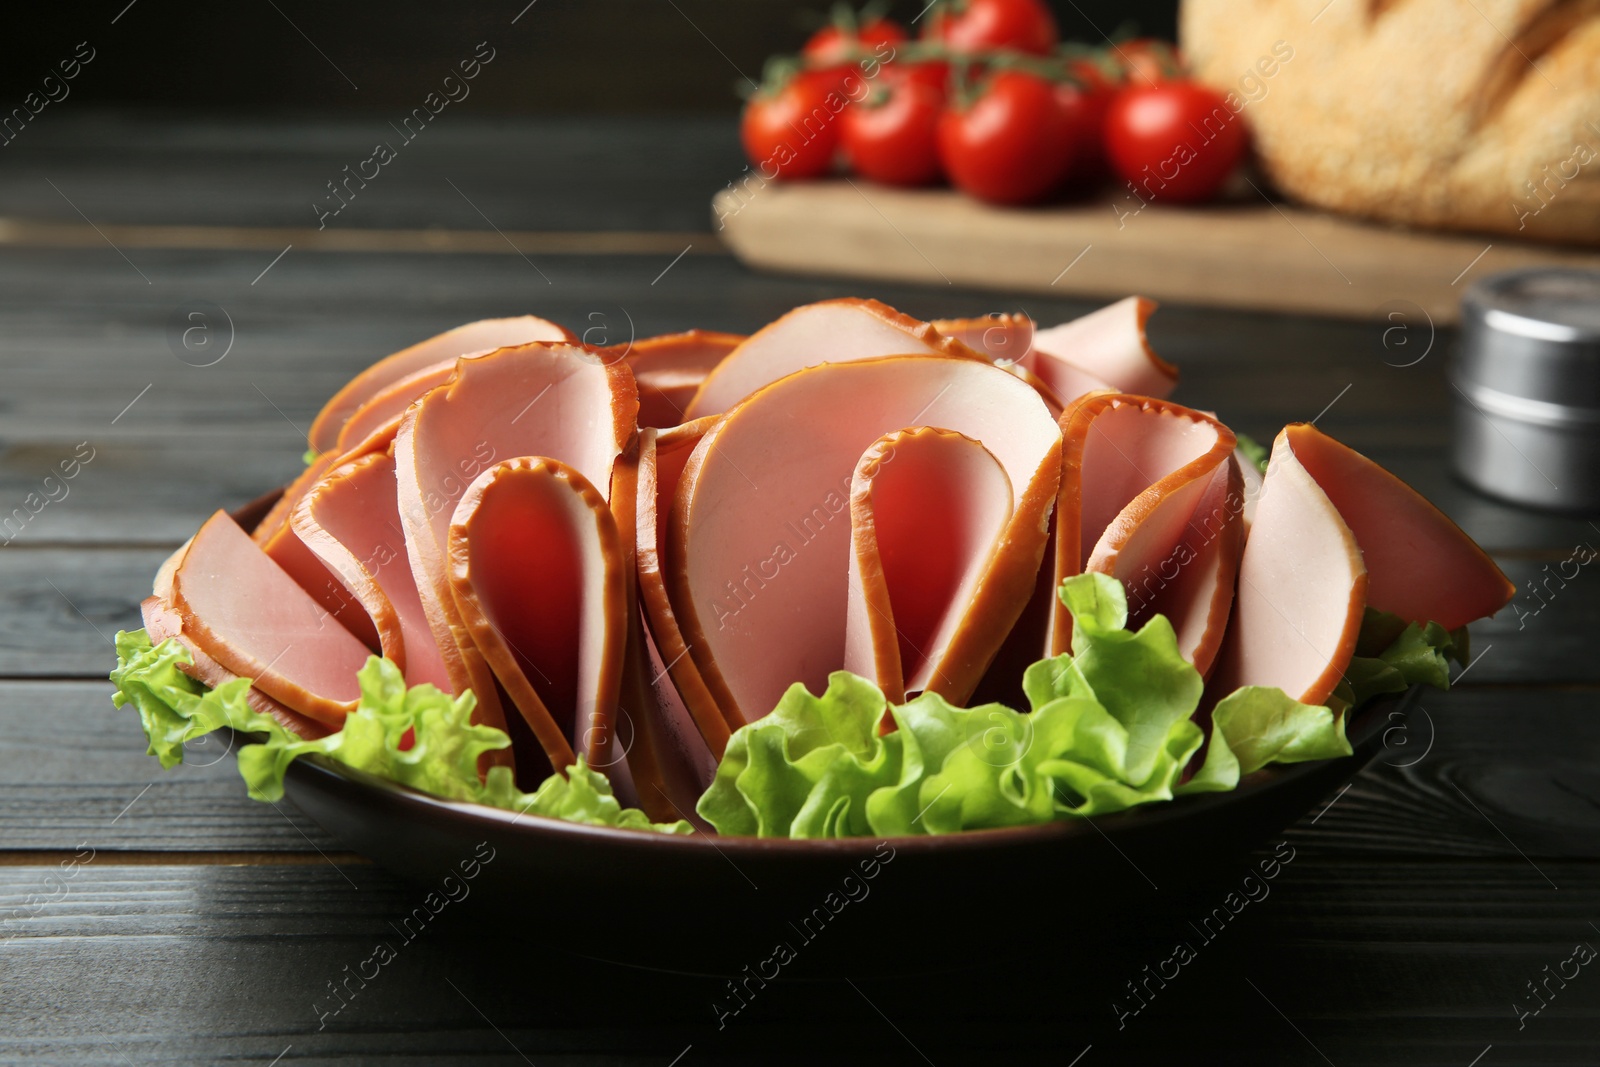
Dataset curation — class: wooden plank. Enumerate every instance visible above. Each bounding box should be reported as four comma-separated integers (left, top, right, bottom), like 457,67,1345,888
0,683,336,852
0,858,1595,1063
0,114,745,233
0,549,172,676
715,181,1600,323
0,438,304,547
0,218,722,256
1284,688,1600,861
0,246,1592,552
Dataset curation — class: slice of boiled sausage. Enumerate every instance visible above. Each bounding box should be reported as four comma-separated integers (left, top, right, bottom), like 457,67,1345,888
683,299,983,420
670,355,1061,724
308,316,573,455
844,427,1013,703
447,458,627,774
1052,394,1242,675
171,511,373,727
1283,423,1514,630
1032,297,1176,400
394,343,636,759
635,417,735,755
620,330,745,430
1209,431,1367,706
293,450,451,691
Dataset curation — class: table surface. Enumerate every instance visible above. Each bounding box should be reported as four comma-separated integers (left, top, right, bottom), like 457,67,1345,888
1,112,1597,1066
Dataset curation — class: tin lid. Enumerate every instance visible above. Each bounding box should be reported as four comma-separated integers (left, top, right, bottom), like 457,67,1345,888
1454,268,1600,420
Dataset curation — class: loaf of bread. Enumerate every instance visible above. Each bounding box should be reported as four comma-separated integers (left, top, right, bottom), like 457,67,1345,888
1180,0,1600,244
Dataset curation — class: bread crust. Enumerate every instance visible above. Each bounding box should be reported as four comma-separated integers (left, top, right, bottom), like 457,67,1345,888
1180,0,1600,245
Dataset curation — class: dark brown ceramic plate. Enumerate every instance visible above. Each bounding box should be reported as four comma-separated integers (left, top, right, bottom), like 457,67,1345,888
231,488,1408,977
273,692,1403,977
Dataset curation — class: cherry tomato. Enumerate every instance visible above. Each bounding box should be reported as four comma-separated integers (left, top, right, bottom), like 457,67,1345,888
922,0,1058,55
1104,80,1248,203
803,16,907,68
740,68,843,180
1054,60,1117,183
840,65,946,186
1115,38,1183,86
885,54,950,95
1065,53,1119,95
937,70,1074,205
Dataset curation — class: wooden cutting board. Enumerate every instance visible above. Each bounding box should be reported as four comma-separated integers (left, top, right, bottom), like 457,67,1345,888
714,181,1600,324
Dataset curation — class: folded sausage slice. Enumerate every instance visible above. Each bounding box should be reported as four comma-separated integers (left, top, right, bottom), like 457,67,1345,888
394,343,636,755
844,428,1013,703
260,523,381,653
171,511,373,727
1283,424,1514,630
292,451,450,690
141,594,332,740
932,312,1133,409
250,453,337,547
671,356,1061,724
308,316,573,455
930,314,1034,368
635,417,734,759
1032,297,1177,399
448,458,626,774
619,330,744,429
1210,432,1368,706
683,299,983,420
1051,395,1242,676
605,436,714,821
332,361,463,459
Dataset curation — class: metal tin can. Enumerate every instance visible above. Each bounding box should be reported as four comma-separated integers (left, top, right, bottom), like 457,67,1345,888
1451,267,1600,512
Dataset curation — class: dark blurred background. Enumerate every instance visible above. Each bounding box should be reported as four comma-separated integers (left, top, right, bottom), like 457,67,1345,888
4,0,1178,115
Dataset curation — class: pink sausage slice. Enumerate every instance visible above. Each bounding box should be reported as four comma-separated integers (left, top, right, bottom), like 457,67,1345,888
844,428,1013,703
448,458,628,773
171,511,372,727
670,355,1061,724
683,298,982,420
307,316,573,455
1032,297,1177,400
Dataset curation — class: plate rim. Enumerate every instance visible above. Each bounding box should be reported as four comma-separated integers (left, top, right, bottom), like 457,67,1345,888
226,482,1410,857
270,686,1406,855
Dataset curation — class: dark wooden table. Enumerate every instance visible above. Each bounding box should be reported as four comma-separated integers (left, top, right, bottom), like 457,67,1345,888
1,112,1597,1065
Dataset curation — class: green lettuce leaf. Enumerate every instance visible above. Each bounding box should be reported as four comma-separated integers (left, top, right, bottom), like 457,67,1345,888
1330,608,1462,714
1177,686,1352,795
695,673,899,839
111,629,689,833
697,573,1359,837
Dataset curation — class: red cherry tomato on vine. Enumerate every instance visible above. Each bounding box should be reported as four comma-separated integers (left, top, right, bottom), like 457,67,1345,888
1104,80,1248,202
1115,38,1184,86
1054,62,1117,182
840,65,946,186
884,55,950,95
922,0,1059,55
937,70,1074,205
740,69,842,180
803,17,907,68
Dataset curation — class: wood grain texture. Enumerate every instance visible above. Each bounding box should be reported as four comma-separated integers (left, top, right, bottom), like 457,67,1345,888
715,181,1600,323
0,114,745,232
0,683,336,852
0,246,1593,553
0,859,1595,1064
1,113,1596,1064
